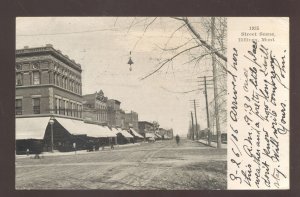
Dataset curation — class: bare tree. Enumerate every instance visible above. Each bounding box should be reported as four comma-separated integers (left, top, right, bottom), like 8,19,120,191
120,17,227,145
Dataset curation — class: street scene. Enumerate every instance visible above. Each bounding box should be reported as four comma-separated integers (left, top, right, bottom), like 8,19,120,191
16,139,226,190
15,17,227,190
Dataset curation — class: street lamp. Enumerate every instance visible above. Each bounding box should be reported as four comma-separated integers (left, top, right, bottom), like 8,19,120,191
127,51,134,71
49,117,55,152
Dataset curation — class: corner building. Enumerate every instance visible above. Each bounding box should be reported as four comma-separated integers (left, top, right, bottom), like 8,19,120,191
15,44,83,118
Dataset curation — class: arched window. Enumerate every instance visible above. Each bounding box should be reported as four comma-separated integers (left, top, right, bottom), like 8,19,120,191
16,73,23,86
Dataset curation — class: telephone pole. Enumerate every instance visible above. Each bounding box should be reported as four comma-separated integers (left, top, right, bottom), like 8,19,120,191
197,76,213,145
211,17,221,149
193,100,199,140
204,76,211,146
190,111,195,140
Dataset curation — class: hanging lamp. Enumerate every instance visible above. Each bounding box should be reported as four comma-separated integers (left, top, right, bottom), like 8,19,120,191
127,51,134,71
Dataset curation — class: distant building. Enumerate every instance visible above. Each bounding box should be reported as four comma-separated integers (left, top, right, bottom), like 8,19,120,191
138,121,154,136
124,111,139,131
15,44,83,119
82,90,108,125
107,99,122,127
119,109,125,128
158,128,174,139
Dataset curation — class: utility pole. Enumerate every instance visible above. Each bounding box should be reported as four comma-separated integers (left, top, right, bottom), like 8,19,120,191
211,17,221,149
190,111,195,141
193,100,199,140
204,76,211,146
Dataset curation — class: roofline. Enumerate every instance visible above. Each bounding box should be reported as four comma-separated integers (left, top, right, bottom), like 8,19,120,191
16,46,82,72
138,121,153,125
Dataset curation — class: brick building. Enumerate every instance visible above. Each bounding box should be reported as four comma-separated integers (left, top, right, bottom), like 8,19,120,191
15,44,83,118
82,90,108,125
107,99,123,128
15,45,85,154
124,111,139,131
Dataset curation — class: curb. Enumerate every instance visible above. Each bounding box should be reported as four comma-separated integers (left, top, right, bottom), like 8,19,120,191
197,140,216,148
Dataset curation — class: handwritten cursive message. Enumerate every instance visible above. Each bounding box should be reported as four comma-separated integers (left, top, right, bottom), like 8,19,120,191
228,18,289,189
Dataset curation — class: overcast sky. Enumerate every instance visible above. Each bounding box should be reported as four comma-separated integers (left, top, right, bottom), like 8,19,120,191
16,17,216,136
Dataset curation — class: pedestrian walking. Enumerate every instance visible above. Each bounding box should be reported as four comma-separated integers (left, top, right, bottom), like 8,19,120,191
73,142,77,154
26,148,29,156
175,135,180,145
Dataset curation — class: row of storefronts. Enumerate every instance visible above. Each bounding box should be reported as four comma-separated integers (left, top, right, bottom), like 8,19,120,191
15,45,173,154
15,116,144,154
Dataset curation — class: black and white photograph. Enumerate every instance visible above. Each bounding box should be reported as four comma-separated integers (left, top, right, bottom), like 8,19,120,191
15,17,228,190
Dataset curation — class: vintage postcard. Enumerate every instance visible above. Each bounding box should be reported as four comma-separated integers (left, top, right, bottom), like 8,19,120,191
15,17,289,190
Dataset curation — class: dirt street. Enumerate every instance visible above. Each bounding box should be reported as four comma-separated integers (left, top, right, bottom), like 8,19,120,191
16,139,227,190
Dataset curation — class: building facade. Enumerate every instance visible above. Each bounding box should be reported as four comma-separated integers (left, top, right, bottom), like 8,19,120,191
82,90,108,125
124,111,139,131
107,99,122,127
15,44,83,119
138,121,154,136
158,128,174,139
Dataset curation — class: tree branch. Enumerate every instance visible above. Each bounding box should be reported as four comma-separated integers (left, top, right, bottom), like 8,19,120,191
181,18,227,62
161,86,203,94
140,45,200,80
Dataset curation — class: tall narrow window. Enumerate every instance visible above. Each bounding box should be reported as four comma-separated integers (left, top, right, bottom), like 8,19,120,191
57,75,60,86
74,83,77,93
70,81,72,91
55,74,58,86
16,73,23,86
75,104,78,117
33,72,40,85
72,103,75,117
70,102,73,116
15,99,22,115
64,78,67,89
60,99,64,115
79,105,82,118
66,101,69,116
55,98,59,114
32,98,40,114
62,76,65,88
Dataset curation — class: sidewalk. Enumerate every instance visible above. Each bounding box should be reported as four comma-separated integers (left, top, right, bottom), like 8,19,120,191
16,142,141,159
198,139,227,149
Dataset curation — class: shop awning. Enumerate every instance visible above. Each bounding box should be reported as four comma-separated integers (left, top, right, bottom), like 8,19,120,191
100,126,117,138
103,126,118,137
16,117,50,140
129,128,144,138
122,129,134,138
115,128,134,138
155,133,162,139
84,123,104,138
145,133,155,138
55,118,87,135
111,128,120,135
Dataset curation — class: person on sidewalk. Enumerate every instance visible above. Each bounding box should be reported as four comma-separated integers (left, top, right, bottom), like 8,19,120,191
175,135,180,145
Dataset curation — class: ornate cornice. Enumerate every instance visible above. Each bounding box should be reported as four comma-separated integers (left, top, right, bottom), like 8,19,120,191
16,46,82,72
